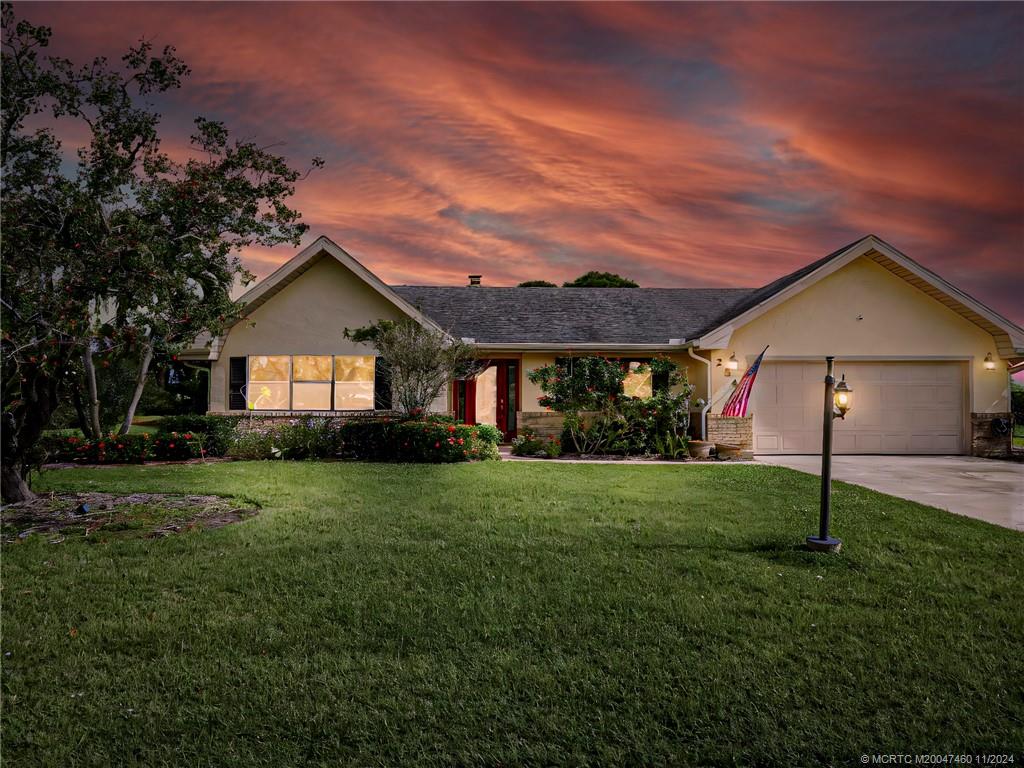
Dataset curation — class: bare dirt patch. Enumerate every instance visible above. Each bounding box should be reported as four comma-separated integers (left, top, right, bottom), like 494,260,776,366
1,492,258,543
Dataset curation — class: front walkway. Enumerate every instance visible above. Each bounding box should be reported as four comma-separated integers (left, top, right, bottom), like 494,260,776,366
757,455,1024,531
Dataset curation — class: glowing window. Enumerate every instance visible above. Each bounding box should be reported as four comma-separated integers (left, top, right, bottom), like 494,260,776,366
292,382,331,410
334,355,375,411
622,361,652,399
293,355,332,382
248,355,290,410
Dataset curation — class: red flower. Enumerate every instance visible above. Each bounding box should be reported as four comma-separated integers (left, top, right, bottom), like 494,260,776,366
98,442,105,449
447,437,455,445
168,443,175,449
434,441,440,448
184,433,193,439
117,444,124,449
447,425,456,433
457,438,464,445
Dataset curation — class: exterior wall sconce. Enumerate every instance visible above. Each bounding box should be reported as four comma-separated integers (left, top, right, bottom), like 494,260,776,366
983,353,996,371
718,354,740,376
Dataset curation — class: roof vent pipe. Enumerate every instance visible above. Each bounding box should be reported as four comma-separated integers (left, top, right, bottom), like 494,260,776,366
468,275,482,286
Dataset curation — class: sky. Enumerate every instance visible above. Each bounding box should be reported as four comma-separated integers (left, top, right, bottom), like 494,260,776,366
21,2,1024,326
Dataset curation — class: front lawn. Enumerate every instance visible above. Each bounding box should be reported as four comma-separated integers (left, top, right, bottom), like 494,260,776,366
3,462,1021,765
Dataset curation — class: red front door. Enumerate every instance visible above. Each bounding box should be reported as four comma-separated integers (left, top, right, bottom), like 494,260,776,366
494,360,518,441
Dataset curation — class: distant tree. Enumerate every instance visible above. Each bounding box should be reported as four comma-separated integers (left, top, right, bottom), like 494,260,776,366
345,319,479,416
563,271,638,288
0,5,319,501
517,280,557,288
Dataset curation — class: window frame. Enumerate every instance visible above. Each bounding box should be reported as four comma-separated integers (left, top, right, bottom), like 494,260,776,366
236,354,380,412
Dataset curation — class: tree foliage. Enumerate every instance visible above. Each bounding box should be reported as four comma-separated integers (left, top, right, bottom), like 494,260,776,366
517,280,557,288
528,356,693,455
0,4,318,500
345,319,479,416
563,271,638,288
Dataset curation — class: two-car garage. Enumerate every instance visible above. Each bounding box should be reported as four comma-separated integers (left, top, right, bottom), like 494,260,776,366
750,361,966,455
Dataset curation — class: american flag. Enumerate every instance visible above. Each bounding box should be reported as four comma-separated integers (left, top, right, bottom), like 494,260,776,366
721,346,769,417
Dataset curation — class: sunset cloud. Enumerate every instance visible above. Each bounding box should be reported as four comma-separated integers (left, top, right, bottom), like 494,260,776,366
25,2,1023,322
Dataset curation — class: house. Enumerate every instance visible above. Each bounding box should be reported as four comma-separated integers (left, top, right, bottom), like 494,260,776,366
180,234,1024,457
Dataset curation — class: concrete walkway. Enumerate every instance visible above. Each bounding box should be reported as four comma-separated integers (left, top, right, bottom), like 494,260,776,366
757,455,1024,531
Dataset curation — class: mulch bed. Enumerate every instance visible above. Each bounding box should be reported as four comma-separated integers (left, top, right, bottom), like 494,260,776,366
1,492,258,544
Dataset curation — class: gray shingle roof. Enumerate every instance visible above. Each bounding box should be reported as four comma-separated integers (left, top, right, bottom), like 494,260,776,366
391,236,871,345
390,286,756,344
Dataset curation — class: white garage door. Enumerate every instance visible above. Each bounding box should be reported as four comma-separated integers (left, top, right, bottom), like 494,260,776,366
750,361,966,454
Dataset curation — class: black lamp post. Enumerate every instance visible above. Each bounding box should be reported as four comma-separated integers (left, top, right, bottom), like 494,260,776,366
806,356,852,553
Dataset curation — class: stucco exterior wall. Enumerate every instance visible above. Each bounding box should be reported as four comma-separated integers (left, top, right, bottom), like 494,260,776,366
706,257,1010,414
210,256,417,412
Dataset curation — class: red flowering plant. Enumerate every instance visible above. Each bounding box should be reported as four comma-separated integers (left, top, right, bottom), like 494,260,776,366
529,356,693,456
339,419,498,463
528,356,626,454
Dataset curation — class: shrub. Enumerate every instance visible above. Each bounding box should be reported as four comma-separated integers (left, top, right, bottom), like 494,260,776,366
529,356,694,455
228,418,344,460
510,428,561,458
158,415,241,456
339,420,491,463
44,432,202,463
473,424,503,445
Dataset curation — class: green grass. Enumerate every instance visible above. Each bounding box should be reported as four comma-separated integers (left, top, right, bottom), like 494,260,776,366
1014,424,1023,448
3,462,1022,766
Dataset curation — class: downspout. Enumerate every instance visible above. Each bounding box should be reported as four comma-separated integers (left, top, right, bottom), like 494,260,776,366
687,346,712,441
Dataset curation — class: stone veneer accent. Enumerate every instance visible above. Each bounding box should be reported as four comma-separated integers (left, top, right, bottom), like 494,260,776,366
970,412,1013,458
517,411,564,441
706,415,753,451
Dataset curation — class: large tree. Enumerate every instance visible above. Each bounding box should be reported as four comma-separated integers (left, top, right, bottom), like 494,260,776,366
563,271,638,288
1,5,319,501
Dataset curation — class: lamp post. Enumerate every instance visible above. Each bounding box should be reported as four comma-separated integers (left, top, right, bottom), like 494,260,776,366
806,356,852,553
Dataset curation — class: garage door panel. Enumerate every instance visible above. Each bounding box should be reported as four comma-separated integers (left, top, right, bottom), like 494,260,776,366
752,361,965,455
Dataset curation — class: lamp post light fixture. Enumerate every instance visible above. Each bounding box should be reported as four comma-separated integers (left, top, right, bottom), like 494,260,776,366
806,356,853,554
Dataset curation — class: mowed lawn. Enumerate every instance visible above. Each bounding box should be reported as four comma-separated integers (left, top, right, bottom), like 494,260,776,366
3,462,1022,766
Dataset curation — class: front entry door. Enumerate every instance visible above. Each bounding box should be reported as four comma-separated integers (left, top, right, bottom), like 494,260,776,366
494,361,518,441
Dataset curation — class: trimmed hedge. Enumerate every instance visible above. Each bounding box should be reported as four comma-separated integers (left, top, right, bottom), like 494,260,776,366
46,432,203,464
339,420,498,463
157,415,241,456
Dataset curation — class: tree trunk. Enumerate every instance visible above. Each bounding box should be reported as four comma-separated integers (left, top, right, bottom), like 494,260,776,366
119,341,154,436
82,343,103,438
70,384,93,440
1,463,34,503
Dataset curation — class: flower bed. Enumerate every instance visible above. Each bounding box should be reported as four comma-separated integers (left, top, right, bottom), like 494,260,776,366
227,415,501,463
47,432,204,464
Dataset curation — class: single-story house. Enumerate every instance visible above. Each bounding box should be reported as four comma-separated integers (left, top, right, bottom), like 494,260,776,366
180,234,1024,457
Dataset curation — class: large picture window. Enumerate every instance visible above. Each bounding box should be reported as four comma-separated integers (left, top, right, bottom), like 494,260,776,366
240,354,377,411
334,355,375,411
248,355,290,410
292,355,332,410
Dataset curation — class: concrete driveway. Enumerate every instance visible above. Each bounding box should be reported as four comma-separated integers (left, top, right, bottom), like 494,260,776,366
756,455,1024,531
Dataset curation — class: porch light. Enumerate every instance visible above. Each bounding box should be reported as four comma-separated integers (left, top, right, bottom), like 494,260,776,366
725,354,739,374
833,374,852,419
983,353,996,371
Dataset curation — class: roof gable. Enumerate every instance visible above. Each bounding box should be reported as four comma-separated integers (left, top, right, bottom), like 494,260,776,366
696,235,1024,357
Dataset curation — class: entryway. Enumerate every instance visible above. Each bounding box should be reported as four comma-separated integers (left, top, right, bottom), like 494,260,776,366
453,360,519,440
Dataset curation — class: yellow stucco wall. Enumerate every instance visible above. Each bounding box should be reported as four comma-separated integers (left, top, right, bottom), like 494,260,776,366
706,256,1009,413
210,256,411,412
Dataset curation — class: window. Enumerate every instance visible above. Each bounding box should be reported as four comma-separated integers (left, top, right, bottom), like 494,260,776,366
622,361,653,398
334,355,375,411
232,354,379,411
248,355,290,410
292,355,332,410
